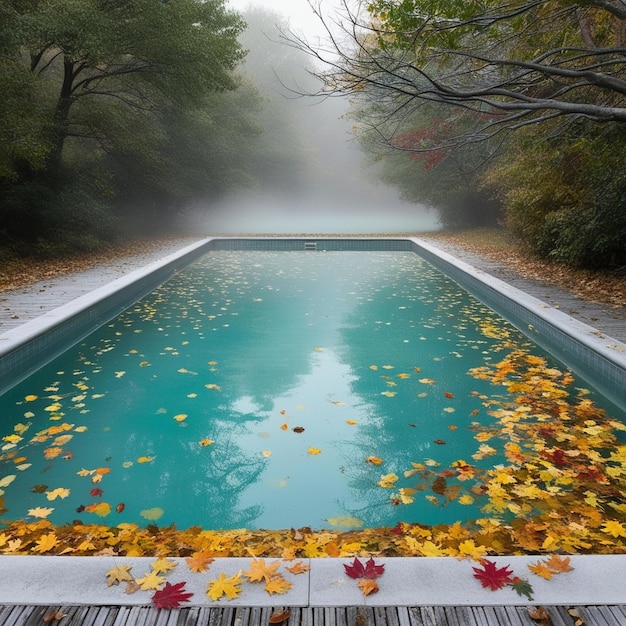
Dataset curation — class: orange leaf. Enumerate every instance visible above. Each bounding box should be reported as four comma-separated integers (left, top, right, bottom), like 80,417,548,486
528,561,554,580
185,550,215,573
265,575,293,595
244,558,281,583
357,579,379,596
543,555,574,573
269,610,291,624
285,561,309,574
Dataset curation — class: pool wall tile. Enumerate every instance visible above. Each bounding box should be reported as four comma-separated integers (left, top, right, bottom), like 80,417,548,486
0,238,214,396
409,238,626,411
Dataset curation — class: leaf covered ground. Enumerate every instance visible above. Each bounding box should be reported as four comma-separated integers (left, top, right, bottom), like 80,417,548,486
419,229,626,309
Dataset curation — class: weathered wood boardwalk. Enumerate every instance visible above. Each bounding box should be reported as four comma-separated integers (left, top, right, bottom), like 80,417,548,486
2,604,626,626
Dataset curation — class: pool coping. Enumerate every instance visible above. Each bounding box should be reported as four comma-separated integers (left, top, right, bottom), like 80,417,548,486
1,236,625,607
0,553,625,607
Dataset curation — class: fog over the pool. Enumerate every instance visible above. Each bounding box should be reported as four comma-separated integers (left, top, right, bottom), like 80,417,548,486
188,3,439,235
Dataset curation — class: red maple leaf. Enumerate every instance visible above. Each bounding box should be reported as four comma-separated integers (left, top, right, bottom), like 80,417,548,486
90,488,103,497
151,581,193,609
472,559,514,591
344,557,385,580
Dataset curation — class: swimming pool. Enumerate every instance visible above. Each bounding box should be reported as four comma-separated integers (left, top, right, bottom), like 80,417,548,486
1,239,625,557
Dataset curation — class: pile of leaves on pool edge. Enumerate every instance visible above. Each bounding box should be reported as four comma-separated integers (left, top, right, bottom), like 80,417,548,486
0,515,625,558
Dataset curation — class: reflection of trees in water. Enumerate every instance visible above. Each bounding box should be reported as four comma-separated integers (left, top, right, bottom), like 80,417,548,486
110,421,267,530
332,256,513,527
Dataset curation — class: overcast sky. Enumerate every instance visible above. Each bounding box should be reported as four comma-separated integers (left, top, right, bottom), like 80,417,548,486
227,0,342,39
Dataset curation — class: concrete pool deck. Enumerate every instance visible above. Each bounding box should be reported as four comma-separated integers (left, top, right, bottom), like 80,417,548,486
0,236,625,617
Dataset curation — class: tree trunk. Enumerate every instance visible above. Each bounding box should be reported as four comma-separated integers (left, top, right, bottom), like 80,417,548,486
47,57,75,173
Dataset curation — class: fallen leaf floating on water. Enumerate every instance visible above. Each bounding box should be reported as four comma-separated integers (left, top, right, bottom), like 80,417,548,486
365,455,383,466
292,426,305,433
307,447,321,455
152,581,193,609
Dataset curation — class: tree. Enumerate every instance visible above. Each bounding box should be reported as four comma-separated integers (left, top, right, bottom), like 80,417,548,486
0,0,249,252
293,0,626,148
13,0,246,174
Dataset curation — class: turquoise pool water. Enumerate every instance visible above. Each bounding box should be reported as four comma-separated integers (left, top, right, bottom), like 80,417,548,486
0,251,622,531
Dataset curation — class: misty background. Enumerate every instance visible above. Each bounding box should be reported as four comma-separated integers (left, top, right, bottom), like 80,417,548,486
190,6,439,234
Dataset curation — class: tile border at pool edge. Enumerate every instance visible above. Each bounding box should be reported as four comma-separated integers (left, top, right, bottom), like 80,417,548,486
0,238,215,396
0,554,624,607
2,236,625,411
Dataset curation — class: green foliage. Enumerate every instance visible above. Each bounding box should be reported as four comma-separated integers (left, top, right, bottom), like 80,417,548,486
482,124,626,269
0,0,254,248
0,174,119,257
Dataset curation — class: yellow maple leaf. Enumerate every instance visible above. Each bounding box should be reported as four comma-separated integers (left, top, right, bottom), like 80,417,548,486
137,456,155,463
105,564,134,586
46,487,70,501
419,540,448,557
244,558,281,583
265,575,293,595
457,539,487,560
528,561,554,580
173,414,187,422
27,506,54,519
199,439,214,446
601,520,626,538
365,456,383,466
307,447,322,455
207,571,243,600
33,532,59,553
140,507,164,521
136,571,166,590
24,395,38,402
151,557,177,574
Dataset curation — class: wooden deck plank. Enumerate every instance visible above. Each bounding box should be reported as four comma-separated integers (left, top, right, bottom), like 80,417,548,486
4,605,626,626
578,605,623,626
